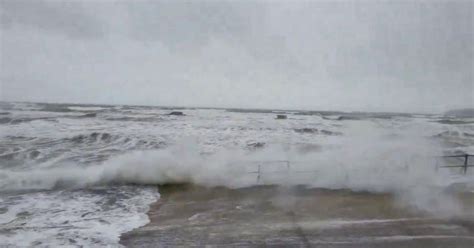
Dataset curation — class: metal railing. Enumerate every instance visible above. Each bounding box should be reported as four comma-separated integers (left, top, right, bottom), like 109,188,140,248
242,160,319,184
239,154,473,184
438,154,474,174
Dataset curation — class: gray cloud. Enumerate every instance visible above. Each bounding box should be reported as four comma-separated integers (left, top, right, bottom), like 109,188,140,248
126,1,264,47
0,0,472,113
1,0,105,39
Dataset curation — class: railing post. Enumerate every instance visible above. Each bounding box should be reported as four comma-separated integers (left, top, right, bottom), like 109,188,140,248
257,164,261,184
464,154,468,174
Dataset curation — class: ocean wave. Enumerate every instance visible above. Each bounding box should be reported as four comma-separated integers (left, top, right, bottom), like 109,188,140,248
0,113,99,125
0,132,166,169
0,117,56,125
435,119,474,125
105,116,164,122
0,143,471,219
434,131,474,138
38,104,75,113
77,112,97,118
67,106,108,112
69,132,115,144
0,135,470,205
294,128,343,135
65,132,166,150
0,186,158,247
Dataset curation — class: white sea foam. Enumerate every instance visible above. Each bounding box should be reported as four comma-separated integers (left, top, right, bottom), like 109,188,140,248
68,106,108,112
0,186,159,247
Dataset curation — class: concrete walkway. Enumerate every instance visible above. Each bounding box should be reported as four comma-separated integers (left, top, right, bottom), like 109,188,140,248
121,185,474,247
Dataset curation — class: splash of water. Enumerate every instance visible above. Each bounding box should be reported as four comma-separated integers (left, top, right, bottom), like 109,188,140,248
0,132,471,217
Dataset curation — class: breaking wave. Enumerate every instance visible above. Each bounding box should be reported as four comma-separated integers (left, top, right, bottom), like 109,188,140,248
0,134,456,191
1,135,471,217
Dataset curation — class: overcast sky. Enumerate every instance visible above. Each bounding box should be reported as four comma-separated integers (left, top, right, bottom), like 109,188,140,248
0,0,472,113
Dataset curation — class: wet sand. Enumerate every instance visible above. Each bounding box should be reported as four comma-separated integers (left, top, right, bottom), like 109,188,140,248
121,184,474,247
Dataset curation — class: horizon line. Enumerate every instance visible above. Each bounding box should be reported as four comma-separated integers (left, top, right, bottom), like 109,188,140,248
1,99,441,115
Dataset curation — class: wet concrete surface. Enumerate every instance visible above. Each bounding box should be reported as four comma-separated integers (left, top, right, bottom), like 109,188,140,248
120,185,474,247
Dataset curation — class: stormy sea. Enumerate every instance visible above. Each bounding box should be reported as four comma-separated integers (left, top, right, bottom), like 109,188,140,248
0,101,473,247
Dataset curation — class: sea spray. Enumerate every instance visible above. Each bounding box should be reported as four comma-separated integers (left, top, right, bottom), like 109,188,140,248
1,133,470,217
0,135,444,191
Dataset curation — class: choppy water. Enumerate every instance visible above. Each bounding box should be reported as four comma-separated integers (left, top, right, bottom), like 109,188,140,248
0,101,473,247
